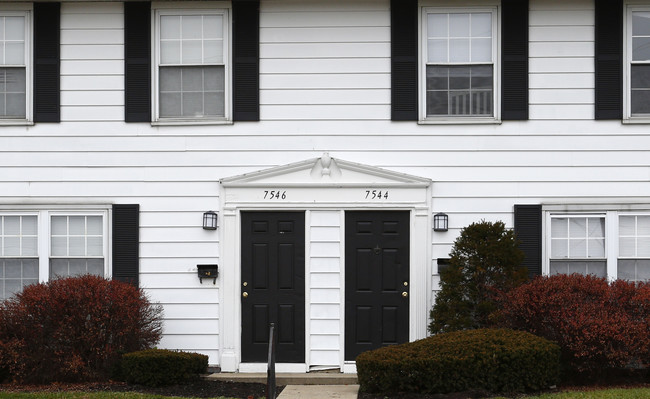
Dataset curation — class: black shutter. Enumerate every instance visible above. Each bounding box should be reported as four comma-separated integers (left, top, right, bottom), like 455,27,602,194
595,0,623,120
391,0,418,121
514,204,542,278
125,2,151,122
112,204,140,287
232,0,259,121
501,0,529,120
33,2,60,123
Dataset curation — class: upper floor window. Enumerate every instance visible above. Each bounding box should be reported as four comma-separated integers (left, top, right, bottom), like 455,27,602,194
153,5,230,123
421,7,498,122
626,6,650,119
0,12,29,122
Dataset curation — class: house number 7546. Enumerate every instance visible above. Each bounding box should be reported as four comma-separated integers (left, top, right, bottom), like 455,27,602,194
365,190,389,200
263,190,287,200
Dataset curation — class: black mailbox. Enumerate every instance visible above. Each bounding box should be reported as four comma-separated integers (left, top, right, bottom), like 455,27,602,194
197,264,218,284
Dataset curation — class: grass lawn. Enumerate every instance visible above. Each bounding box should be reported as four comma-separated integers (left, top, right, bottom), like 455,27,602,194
3,388,650,399
492,387,650,399
0,393,238,399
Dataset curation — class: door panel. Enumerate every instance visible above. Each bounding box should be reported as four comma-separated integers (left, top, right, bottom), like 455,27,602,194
345,211,410,361
241,211,305,363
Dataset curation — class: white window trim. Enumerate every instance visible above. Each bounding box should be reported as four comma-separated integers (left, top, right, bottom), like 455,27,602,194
47,211,109,279
151,1,232,125
618,213,650,259
0,207,111,285
419,4,501,124
543,206,650,281
623,3,650,122
0,5,32,125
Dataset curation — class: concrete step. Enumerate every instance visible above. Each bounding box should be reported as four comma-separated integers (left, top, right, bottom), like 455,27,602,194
277,385,360,399
206,372,358,385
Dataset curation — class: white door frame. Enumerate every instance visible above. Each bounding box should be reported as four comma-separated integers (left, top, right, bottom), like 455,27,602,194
218,155,432,372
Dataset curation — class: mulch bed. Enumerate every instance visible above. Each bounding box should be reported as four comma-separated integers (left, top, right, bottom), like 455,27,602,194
0,379,283,398
358,381,650,399
2,376,650,399
358,390,494,399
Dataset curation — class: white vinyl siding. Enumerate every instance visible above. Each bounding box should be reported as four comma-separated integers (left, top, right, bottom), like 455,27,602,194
529,0,594,120
259,0,390,121
309,211,342,368
60,2,124,122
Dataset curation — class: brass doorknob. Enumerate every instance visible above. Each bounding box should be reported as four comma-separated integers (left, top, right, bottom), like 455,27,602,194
402,292,408,297
242,292,248,298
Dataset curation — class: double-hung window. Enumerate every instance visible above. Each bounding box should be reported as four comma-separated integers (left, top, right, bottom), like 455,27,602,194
0,210,108,300
422,7,498,121
545,208,650,282
0,10,29,122
549,215,607,278
154,4,229,123
50,215,105,279
0,215,38,300
618,215,650,281
626,6,650,118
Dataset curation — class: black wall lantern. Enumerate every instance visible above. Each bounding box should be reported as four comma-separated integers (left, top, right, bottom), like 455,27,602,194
203,211,218,230
433,212,449,232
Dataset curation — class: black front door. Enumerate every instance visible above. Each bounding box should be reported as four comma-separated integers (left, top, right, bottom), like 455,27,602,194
345,211,410,361
241,211,305,363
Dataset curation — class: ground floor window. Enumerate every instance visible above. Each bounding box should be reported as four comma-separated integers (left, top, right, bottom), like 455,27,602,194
0,209,108,300
549,215,606,277
546,208,650,282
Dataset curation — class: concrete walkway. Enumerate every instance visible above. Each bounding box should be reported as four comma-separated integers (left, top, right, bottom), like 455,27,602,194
206,372,358,385
206,372,360,398
277,384,359,399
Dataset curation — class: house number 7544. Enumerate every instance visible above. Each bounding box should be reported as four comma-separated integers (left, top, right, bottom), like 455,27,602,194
365,190,389,200
263,190,287,200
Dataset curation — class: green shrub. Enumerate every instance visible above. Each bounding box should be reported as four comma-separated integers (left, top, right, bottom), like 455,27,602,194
429,221,528,334
356,328,560,394
119,349,208,386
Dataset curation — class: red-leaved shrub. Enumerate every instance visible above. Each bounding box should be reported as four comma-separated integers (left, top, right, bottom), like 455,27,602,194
497,274,650,374
0,275,163,383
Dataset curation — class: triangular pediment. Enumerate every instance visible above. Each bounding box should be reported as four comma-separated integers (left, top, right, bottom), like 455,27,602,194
220,153,431,187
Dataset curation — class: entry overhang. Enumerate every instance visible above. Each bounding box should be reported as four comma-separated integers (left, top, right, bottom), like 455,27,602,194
220,153,431,207
218,154,432,373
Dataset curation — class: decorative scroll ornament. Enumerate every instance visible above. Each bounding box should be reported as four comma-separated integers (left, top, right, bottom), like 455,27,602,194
321,152,332,176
